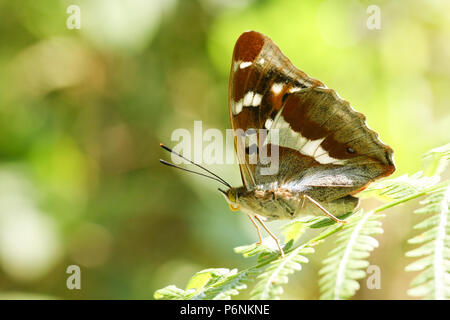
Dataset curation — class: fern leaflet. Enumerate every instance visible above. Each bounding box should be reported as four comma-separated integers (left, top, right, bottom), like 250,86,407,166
251,245,314,299
319,210,384,299
405,182,450,299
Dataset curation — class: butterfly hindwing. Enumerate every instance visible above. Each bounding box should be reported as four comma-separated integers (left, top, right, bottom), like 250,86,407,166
257,87,394,201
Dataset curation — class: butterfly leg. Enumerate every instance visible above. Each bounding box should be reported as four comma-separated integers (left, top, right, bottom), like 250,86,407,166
302,194,347,224
254,214,285,258
247,214,263,245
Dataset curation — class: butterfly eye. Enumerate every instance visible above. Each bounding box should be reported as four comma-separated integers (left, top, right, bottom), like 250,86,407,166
347,147,355,154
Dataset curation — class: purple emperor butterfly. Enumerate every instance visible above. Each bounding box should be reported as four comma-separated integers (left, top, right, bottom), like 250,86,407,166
161,31,395,257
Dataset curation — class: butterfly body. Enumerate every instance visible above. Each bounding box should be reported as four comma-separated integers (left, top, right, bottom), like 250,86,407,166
226,186,359,221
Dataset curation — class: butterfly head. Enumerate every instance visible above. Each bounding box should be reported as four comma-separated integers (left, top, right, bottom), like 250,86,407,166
219,187,241,212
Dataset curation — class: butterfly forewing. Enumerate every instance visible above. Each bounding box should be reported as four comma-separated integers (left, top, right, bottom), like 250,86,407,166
228,31,323,188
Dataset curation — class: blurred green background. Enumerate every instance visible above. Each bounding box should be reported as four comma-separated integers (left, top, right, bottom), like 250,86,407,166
0,0,449,299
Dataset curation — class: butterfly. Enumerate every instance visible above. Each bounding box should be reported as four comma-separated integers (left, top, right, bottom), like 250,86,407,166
161,31,395,258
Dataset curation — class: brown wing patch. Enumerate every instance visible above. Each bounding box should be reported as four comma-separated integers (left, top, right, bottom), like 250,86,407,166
232,31,266,62
282,93,329,141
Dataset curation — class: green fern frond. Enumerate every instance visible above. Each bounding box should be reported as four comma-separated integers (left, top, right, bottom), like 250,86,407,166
154,285,195,300
234,237,287,261
250,245,314,300
281,216,316,243
422,143,450,177
154,267,252,300
405,182,450,300
319,210,384,300
193,268,256,300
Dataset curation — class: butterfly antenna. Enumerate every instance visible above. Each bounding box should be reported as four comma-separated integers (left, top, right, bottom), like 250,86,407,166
159,144,232,188
159,160,231,187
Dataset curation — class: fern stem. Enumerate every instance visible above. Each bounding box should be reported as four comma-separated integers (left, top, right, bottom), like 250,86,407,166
374,191,426,213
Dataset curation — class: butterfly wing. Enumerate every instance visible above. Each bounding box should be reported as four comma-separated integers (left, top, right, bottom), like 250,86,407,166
257,86,395,203
229,31,323,189
229,31,395,204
